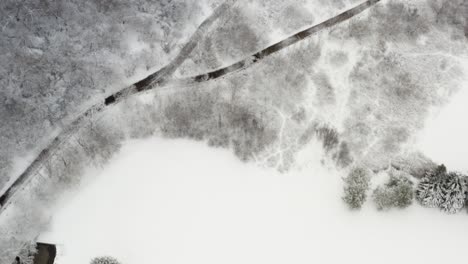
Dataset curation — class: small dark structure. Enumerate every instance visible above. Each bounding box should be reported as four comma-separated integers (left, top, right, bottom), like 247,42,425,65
15,243,56,264
33,243,56,264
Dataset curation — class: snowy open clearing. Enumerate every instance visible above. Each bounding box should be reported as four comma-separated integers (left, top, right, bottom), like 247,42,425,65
417,84,468,173
42,137,468,264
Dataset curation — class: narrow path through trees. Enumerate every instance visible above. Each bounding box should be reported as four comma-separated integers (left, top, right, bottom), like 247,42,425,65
0,0,235,211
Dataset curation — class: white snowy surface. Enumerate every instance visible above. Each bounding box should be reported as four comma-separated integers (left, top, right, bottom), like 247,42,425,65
43,137,468,264
417,85,468,172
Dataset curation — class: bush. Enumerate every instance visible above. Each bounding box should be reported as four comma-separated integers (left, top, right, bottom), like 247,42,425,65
342,167,371,209
415,164,467,214
90,256,121,264
372,172,413,210
391,152,437,178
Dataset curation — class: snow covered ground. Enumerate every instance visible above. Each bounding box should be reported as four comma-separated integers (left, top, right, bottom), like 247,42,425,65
42,136,468,264
417,85,468,172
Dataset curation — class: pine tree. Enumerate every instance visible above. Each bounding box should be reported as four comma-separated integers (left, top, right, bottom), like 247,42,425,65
415,175,444,208
415,164,467,214
439,173,467,214
415,164,446,207
342,167,371,209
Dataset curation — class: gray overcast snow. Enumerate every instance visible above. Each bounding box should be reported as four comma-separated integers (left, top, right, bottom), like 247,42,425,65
1,0,468,263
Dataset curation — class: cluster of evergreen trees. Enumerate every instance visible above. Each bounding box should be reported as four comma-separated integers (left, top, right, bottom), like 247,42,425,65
343,164,468,214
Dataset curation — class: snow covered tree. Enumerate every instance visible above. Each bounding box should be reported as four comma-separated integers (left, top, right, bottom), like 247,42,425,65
415,164,467,214
439,172,467,214
415,176,444,208
342,167,371,209
90,256,121,264
415,164,446,208
372,171,413,210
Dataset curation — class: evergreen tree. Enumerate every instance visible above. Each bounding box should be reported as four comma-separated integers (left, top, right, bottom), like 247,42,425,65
415,164,446,208
415,175,443,208
342,167,371,209
439,173,467,214
415,164,467,214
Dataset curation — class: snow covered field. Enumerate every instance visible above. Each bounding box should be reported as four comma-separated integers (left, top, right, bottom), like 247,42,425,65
418,85,468,173
43,136,468,264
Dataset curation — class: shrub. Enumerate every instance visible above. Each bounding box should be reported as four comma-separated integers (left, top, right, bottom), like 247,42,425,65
90,256,121,264
391,152,437,178
372,172,413,210
342,167,371,209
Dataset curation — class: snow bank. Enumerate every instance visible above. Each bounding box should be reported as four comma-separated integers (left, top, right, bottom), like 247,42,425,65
43,138,468,264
